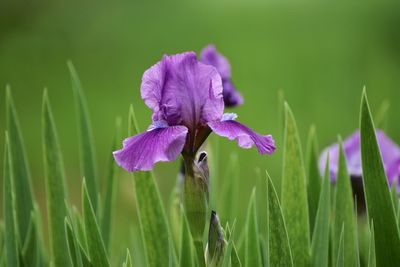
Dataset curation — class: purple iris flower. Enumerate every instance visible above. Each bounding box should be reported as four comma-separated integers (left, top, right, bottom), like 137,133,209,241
200,45,243,107
319,129,400,185
113,52,275,172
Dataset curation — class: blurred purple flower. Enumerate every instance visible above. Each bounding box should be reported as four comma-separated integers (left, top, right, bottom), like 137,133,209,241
200,45,243,107
319,129,400,184
114,52,275,172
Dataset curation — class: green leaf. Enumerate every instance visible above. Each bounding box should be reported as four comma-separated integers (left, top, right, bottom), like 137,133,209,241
305,125,321,234
368,222,376,267
168,180,182,254
391,181,398,216
123,249,133,267
6,87,35,243
333,141,356,267
82,181,110,267
311,159,330,267
360,91,400,266
68,61,99,212
281,103,310,267
21,210,41,267
71,206,88,252
0,222,4,264
3,133,20,267
221,232,234,267
266,173,293,267
65,219,82,267
128,106,171,267
101,117,121,250
354,201,360,267
222,223,239,267
224,223,242,267
0,222,4,256
336,225,345,267
169,236,178,267
245,189,262,267
179,208,195,267
42,91,71,267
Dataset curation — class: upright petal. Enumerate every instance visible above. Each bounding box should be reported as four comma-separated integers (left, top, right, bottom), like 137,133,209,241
141,57,166,122
113,126,188,172
200,45,231,80
208,116,275,154
141,52,224,128
163,52,224,127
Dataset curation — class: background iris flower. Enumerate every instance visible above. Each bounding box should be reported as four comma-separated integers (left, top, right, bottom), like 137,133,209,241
319,129,400,185
200,45,243,107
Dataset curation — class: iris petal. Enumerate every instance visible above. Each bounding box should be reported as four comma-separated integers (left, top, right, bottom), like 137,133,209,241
208,118,275,154
140,52,224,128
113,125,188,172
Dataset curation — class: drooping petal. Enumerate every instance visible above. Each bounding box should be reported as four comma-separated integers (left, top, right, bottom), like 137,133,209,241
113,125,188,172
208,116,275,154
319,129,400,183
200,45,243,107
141,52,224,128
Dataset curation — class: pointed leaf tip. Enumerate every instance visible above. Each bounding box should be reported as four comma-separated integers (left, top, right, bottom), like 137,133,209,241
282,101,310,266
82,179,110,267
360,90,400,266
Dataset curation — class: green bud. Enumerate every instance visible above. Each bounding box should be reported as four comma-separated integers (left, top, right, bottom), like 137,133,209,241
206,210,227,267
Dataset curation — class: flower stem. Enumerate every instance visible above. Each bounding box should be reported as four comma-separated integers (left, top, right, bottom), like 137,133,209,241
183,155,209,267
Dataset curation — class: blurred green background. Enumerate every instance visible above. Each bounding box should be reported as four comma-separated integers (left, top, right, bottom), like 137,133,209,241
1,0,400,262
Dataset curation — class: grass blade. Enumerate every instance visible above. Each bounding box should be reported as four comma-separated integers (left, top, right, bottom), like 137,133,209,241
336,225,345,267
354,200,360,267
42,91,71,267
224,223,242,267
267,172,294,267
0,222,4,265
3,133,20,267
123,249,133,267
128,105,171,267
169,236,178,267
391,181,398,216
21,210,41,266
333,141,356,267
311,159,330,267
179,207,195,267
245,189,262,267
65,219,84,267
360,91,400,266
281,103,310,267
82,181,110,267
305,125,321,233
6,87,35,243
101,117,121,250
68,62,99,212
368,222,376,267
